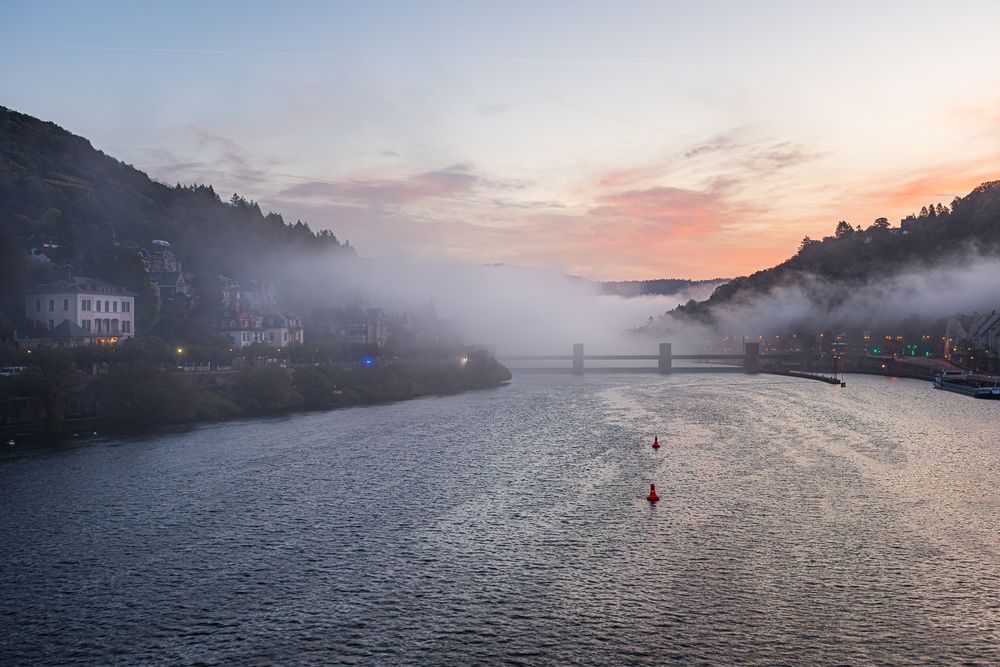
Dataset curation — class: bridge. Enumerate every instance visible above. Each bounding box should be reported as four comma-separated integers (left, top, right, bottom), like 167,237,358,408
499,342,845,385
499,342,762,374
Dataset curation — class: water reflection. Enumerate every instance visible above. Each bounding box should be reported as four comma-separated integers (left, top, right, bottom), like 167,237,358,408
1,375,997,664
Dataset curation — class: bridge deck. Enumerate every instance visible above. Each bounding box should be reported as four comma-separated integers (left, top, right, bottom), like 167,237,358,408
500,354,746,361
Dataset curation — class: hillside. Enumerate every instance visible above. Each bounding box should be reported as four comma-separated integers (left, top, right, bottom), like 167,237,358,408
599,277,726,298
0,106,351,326
650,181,1000,331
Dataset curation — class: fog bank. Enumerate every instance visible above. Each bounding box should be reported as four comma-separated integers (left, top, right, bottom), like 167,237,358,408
286,255,721,354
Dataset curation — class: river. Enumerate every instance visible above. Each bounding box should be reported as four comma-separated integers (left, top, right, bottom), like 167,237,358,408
2,374,998,665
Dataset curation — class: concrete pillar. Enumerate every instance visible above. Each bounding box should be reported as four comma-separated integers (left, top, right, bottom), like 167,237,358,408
658,342,672,374
744,342,760,373
573,343,584,374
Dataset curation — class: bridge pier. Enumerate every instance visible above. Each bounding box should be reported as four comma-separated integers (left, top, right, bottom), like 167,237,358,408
573,343,584,374
658,342,672,374
744,342,760,373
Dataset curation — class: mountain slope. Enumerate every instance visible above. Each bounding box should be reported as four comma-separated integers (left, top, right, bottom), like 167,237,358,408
651,181,1000,330
0,105,350,322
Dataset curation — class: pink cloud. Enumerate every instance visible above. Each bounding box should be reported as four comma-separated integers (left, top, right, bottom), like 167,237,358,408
589,186,727,239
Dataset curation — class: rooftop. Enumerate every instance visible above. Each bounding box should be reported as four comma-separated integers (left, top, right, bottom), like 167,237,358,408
27,276,137,297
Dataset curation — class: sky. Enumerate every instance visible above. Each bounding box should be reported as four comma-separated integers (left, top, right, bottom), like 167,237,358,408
3,0,1000,280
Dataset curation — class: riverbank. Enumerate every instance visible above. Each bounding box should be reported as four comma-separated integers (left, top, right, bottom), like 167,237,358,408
2,380,512,449
1,352,512,443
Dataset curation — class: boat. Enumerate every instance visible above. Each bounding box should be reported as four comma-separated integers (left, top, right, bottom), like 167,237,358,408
933,373,1000,399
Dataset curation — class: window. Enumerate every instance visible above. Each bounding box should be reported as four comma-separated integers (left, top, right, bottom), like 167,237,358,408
48,299,54,312
83,320,91,332
113,301,118,313
96,300,101,312
35,299,41,312
48,319,54,330
105,300,110,312
63,298,69,311
123,301,130,313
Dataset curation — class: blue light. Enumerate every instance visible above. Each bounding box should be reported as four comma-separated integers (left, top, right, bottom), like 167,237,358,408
363,356,374,367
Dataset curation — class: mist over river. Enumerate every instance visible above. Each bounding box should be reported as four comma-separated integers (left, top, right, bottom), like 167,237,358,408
2,374,998,665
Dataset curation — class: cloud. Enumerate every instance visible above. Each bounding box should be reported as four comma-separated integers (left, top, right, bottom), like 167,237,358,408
684,135,741,159
277,163,480,205
686,252,1000,341
589,186,725,238
189,125,248,166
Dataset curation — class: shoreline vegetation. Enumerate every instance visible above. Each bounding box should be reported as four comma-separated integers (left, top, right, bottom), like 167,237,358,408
0,342,512,442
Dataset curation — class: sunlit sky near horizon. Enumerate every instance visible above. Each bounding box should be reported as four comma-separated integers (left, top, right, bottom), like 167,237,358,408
3,0,1000,280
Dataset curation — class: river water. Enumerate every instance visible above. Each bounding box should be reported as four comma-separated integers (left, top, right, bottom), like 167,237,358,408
2,374,998,665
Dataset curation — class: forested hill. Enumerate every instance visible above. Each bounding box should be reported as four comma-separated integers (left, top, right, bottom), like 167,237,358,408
660,180,1000,325
599,277,726,298
0,105,351,316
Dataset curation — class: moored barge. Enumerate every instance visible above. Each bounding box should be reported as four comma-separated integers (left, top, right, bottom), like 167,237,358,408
933,373,1000,399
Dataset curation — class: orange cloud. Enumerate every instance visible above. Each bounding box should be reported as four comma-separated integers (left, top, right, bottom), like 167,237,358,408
589,186,725,239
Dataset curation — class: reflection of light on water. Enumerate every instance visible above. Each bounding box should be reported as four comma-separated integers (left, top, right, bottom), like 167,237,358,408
3,373,997,663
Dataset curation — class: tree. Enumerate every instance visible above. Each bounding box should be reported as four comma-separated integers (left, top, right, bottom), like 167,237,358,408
233,367,303,412
96,362,196,424
834,221,854,239
23,348,82,428
293,366,339,408
872,217,890,230
95,246,160,329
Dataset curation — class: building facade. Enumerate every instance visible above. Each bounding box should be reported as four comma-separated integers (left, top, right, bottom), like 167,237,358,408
213,310,304,348
311,305,389,346
25,277,136,345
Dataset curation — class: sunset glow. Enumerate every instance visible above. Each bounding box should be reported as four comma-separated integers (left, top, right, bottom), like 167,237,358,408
4,0,999,279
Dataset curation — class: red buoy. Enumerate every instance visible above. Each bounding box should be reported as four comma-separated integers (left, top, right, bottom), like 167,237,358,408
652,436,660,450
647,483,660,502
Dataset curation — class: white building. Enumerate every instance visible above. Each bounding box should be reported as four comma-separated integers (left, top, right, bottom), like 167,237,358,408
25,277,136,344
262,314,304,347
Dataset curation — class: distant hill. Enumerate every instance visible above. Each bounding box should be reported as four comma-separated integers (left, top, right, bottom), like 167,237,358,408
599,277,727,298
0,105,351,326
647,180,1000,331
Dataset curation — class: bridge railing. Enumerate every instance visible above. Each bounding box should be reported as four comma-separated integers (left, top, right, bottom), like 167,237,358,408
497,342,761,374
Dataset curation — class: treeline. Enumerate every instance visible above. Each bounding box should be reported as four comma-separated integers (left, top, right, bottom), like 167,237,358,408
0,105,353,324
599,277,725,298
1,347,511,431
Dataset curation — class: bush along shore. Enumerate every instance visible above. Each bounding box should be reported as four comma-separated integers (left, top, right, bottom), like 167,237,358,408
0,343,511,440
